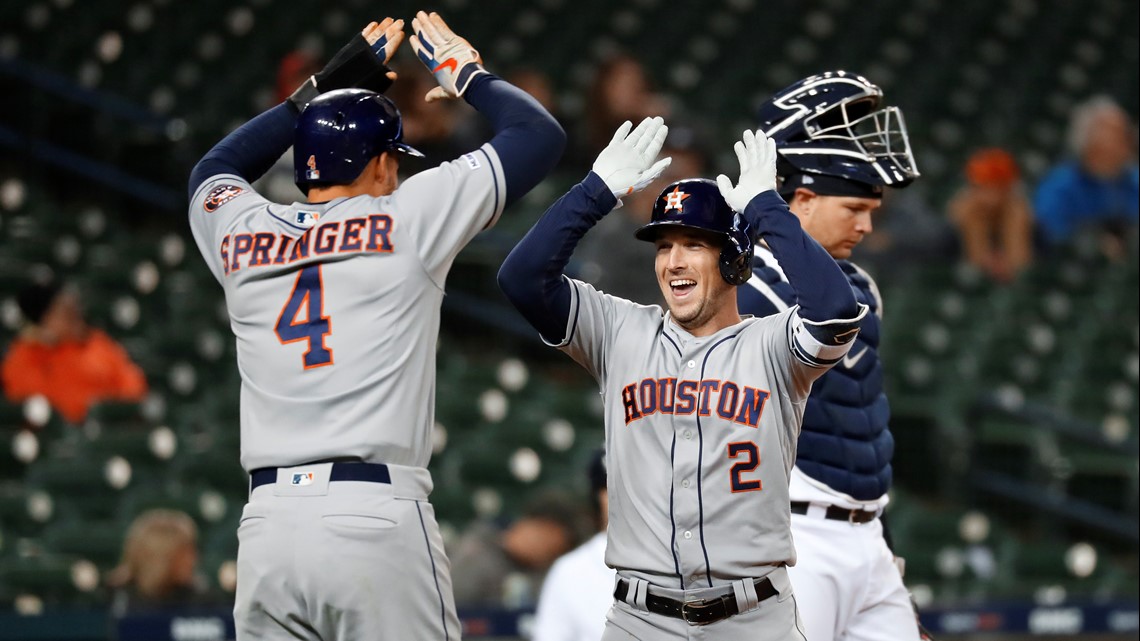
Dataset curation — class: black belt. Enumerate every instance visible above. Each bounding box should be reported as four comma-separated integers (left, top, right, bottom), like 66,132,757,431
790,501,877,523
250,461,391,490
613,577,777,626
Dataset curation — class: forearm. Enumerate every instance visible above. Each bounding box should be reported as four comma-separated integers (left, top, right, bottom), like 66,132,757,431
465,74,566,208
743,191,859,323
187,103,297,199
498,172,616,341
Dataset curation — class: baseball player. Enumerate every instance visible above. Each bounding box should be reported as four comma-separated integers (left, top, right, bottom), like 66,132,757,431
498,118,867,640
738,71,928,640
186,14,565,640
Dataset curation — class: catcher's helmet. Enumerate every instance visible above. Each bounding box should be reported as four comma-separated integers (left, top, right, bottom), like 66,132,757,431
756,70,918,187
635,179,754,286
294,88,423,190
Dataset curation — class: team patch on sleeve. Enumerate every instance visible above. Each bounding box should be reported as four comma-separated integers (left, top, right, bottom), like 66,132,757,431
203,184,246,213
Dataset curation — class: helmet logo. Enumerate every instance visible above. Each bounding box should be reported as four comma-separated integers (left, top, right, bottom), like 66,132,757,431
662,186,691,213
306,155,320,180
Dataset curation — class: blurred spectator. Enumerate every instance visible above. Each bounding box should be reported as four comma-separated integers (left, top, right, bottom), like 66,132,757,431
533,449,614,641
1033,95,1139,255
1,280,147,424
274,49,321,104
507,66,558,115
107,509,206,615
573,124,709,302
449,491,585,608
948,148,1034,283
385,59,471,162
583,55,671,158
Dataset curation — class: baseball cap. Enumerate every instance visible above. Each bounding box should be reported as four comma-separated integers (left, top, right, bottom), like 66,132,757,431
778,172,883,199
965,148,1019,187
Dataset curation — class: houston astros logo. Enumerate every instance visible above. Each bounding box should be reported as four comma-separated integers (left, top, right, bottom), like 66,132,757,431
663,186,690,213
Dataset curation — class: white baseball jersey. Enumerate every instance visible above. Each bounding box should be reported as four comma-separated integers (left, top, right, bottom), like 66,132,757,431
189,144,505,471
532,532,614,641
550,278,860,588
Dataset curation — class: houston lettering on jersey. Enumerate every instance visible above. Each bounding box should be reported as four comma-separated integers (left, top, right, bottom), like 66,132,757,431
619,377,771,427
220,214,394,276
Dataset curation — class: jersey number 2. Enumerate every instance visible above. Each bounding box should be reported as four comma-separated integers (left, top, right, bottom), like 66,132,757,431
275,265,333,369
728,442,762,492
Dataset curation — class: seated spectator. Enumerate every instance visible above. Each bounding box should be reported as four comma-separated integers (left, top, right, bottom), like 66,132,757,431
1,280,147,424
449,491,585,608
1033,95,1138,256
949,148,1034,282
107,509,207,615
533,449,614,641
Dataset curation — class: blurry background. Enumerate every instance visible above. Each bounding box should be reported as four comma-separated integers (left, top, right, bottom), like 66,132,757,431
0,0,1136,639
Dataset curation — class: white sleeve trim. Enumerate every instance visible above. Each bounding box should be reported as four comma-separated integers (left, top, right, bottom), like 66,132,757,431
476,143,508,231
541,275,580,348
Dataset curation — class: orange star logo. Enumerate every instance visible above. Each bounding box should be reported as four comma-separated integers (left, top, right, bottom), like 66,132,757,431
663,186,690,213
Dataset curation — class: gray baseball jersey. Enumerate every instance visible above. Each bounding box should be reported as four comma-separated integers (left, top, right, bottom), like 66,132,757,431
551,278,858,588
189,144,505,471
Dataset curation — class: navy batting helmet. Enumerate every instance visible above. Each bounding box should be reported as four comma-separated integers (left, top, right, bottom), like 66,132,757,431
634,179,754,286
756,70,918,187
294,88,423,190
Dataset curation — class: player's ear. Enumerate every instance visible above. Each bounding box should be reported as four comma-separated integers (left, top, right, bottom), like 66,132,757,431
792,187,817,217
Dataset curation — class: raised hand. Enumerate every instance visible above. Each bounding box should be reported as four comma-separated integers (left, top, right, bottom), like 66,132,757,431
409,11,487,102
716,129,778,213
592,117,673,203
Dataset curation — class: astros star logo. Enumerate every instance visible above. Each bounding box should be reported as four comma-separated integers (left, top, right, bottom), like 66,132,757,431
663,186,690,213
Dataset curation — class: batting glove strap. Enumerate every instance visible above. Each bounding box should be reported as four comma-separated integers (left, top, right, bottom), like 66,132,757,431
287,34,393,111
314,34,394,94
411,23,486,99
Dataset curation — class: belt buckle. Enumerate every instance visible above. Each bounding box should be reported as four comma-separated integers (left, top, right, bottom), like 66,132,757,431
680,598,717,626
848,508,859,524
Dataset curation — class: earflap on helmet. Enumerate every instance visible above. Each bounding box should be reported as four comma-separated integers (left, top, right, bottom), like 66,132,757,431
719,213,754,286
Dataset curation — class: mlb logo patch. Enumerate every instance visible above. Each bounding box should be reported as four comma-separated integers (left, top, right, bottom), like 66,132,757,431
291,472,314,486
296,211,321,226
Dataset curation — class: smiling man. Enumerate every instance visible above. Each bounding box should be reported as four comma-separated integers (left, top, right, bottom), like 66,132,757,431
499,119,865,640
739,72,927,641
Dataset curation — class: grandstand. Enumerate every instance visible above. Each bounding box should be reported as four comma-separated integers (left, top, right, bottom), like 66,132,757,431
0,0,1137,638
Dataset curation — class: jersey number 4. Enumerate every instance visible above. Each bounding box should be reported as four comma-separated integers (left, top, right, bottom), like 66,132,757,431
728,442,762,492
275,265,333,369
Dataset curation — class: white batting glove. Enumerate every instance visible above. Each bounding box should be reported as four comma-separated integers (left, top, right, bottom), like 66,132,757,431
592,117,672,205
409,11,487,103
716,129,778,213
